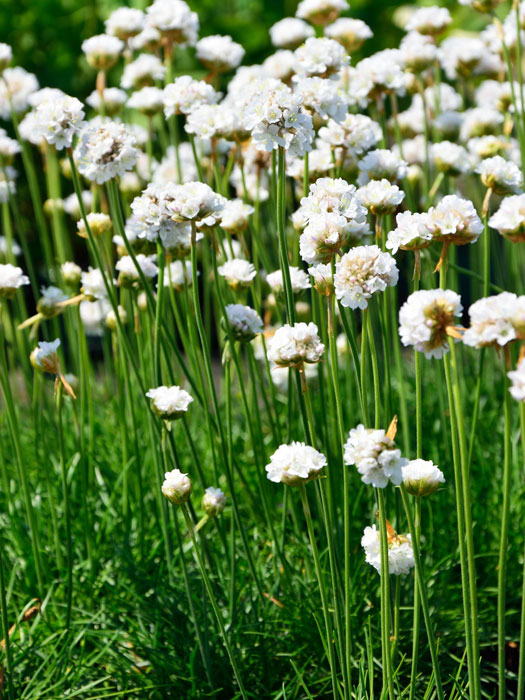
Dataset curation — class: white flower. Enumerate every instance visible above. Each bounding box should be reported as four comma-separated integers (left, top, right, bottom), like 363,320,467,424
196,35,245,72
334,245,398,310
121,54,166,90
76,212,112,240
294,76,348,122
296,0,348,26
402,459,445,496
162,469,192,504
269,18,314,49
508,359,525,402
218,259,256,289
202,487,227,516
146,0,199,46
31,338,61,373
147,385,194,420
0,263,29,298
426,195,483,245
267,322,325,367
344,423,407,488
81,267,108,301
460,107,503,141
105,7,145,39
0,43,12,70
81,34,124,70
263,50,296,82
431,141,471,176
318,113,382,158
405,6,451,35
400,32,437,72
61,261,82,286
358,149,407,185
294,37,348,78
74,120,137,184
80,298,111,336
325,18,372,52
299,177,369,237
355,51,406,98
265,442,327,485
0,132,20,160
489,194,525,242
299,212,355,264
439,36,485,81
399,289,463,359
184,103,240,141
476,156,523,195
161,260,193,291
0,67,39,118
0,236,21,258
386,211,433,254
225,304,263,341
266,266,311,294
129,25,162,52
116,254,158,286
37,285,68,318
309,263,334,295
361,524,414,575
356,179,405,215
220,199,254,234
63,190,92,219
127,87,164,116
463,293,525,348
86,88,127,116
163,76,219,117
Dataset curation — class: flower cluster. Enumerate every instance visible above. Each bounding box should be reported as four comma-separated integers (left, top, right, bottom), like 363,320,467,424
344,424,408,488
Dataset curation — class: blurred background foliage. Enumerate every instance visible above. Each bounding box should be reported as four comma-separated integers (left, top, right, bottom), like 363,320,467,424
0,0,484,98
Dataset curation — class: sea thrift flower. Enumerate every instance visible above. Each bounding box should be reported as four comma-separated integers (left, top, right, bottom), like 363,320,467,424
400,32,437,72
399,289,463,359
432,141,471,176
105,7,145,40
31,95,85,150
163,76,219,117
0,263,29,298
127,87,164,116
426,195,483,245
202,487,226,516
81,268,107,301
294,77,348,123
220,199,254,234
299,178,369,241
402,459,445,497
74,120,137,184
161,260,193,290
146,0,199,47
266,266,311,294
0,67,39,118
61,261,82,286
299,212,361,265
325,18,372,52
121,54,166,90
508,359,525,402
86,87,127,116
356,179,405,215
225,304,263,342
105,305,128,331
218,259,256,289
476,156,523,195
31,338,61,374
318,113,382,158
265,442,327,485
463,293,525,348
309,263,334,296
77,212,112,239
184,103,240,141
489,194,525,242
146,385,193,420
196,35,245,73
386,211,433,254
361,524,415,575
358,149,407,185
267,322,325,367
269,18,314,49
334,245,398,310
37,286,69,318
355,51,406,98
116,254,158,288
344,424,408,488
81,34,124,70
162,469,192,505
293,37,348,78
405,6,451,35
0,43,12,71
296,0,348,26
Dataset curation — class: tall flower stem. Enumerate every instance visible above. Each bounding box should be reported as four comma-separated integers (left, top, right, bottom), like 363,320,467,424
517,401,525,700
181,504,248,700
377,488,395,700
497,352,512,700
0,535,14,700
277,146,295,323
56,381,73,630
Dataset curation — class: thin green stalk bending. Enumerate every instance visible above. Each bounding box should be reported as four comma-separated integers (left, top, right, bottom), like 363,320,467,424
56,381,73,631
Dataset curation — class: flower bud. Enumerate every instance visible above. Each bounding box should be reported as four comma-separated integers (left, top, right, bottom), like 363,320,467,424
402,459,445,497
77,212,112,239
106,305,128,331
37,286,69,318
61,261,82,287
31,338,61,374
202,487,226,517
162,469,192,505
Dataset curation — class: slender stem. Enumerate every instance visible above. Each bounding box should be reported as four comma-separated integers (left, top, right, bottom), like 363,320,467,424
276,146,295,323
517,401,525,700
377,488,395,700
56,381,73,630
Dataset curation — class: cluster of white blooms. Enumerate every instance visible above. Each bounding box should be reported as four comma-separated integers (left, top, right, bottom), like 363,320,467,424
402,459,445,497
325,17,372,52
74,120,137,184
81,35,124,70
406,5,451,34
105,7,145,39
0,263,29,298
400,32,437,73
116,254,158,287
296,0,348,25
243,82,314,156
318,113,381,158
294,77,347,123
361,524,415,575
266,266,311,295
0,43,12,70
463,293,525,348
77,212,112,239
37,285,69,317
489,194,525,242
294,37,348,78
146,385,193,420
356,179,405,216
299,212,356,265
0,67,39,118
265,442,326,485
184,104,240,141
161,260,193,291
202,487,226,516
220,199,254,234
355,51,406,98
128,87,164,116
476,156,523,195
196,35,245,72
386,211,433,254
121,54,166,90
270,17,314,48
298,177,369,240
334,245,398,310
225,304,263,341
0,130,21,160
163,76,218,117
344,424,408,488
358,149,407,185
267,322,325,367
426,195,483,245
432,141,471,176
81,267,108,301
218,259,256,289
399,289,463,359
61,261,82,286
31,338,61,374
508,359,525,402
86,87,126,115
162,469,192,505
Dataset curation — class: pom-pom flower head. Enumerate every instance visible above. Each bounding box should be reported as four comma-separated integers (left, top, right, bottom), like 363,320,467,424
344,423,408,488
202,487,227,516
225,304,263,342
146,385,194,420
361,523,414,575
334,245,399,310
402,459,445,497
162,469,192,505
0,263,29,299
508,358,525,402
399,289,463,359
265,442,327,486
267,322,325,368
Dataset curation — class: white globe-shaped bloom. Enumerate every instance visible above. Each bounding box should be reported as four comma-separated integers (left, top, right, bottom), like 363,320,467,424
355,51,406,98
0,132,21,160
162,469,192,505
196,35,245,72
61,261,82,286
74,120,137,184
476,156,523,195
399,289,463,359
0,263,29,298
508,359,525,402
266,442,327,486
86,87,127,116
127,87,164,116
129,25,162,52
220,199,254,233
184,103,240,141
334,245,399,310
463,293,525,348
386,211,433,254
31,338,61,374
426,195,483,245
0,236,21,258
37,285,69,318
438,36,486,81
146,0,199,46
296,0,348,26
344,424,408,488
81,267,107,301
358,149,407,185
325,18,372,52
361,524,415,575
269,18,314,49
405,6,451,35
294,77,348,123
489,194,525,242
161,260,193,290
225,304,263,342
0,43,12,70
121,54,166,90
299,212,353,265
294,37,348,78
267,322,325,367
202,487,227,516
79,299,109,336
266,266,311,294
356,179,405,215
402,459,445,496
318,114,382,158
105,7,145,39
81,34,124,70
309,263,334,295
163,76,219,117
460,107,503,141
116,254,158,285
146,385,194,420
0,67,39,118
218,259,256,289
431,141,471,176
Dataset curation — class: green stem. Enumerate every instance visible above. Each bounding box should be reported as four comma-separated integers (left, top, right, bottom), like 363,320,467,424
56,381,73,630
377,488,395,700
